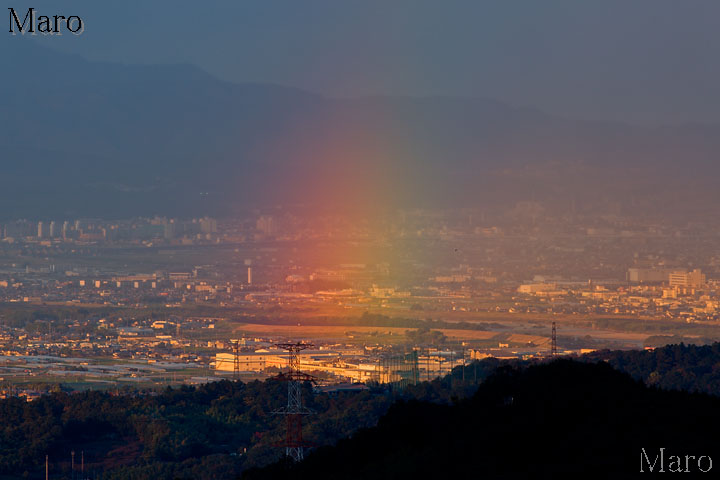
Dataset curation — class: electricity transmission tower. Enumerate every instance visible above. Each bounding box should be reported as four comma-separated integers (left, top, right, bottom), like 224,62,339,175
273,342,315,462
233,339,240,379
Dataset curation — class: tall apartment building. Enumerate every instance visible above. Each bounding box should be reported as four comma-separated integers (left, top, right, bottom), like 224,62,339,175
668,269,706,288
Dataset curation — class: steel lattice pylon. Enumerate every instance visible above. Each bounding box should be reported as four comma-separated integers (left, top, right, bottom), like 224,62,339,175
233,340,240,379
273,342,315,462
551,322,558,356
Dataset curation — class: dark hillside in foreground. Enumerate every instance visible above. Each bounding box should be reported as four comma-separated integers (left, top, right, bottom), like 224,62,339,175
244,360,720,479
3,349,720,479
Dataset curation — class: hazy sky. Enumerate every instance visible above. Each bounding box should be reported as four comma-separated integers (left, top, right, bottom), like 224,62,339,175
8,0,720,125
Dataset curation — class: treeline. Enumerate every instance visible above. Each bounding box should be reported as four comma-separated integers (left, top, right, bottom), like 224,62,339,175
583,342,720,396
0,303,235,331
580,316,720,339
0,306,101,330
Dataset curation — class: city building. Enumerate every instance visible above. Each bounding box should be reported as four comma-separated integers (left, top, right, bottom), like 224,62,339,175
669,269,706,288
627,268,672,283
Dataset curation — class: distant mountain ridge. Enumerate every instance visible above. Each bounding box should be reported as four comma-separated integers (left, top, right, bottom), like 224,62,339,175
2,38,719,218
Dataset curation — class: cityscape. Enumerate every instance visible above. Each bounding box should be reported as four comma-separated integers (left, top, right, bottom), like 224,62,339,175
3,208,720,402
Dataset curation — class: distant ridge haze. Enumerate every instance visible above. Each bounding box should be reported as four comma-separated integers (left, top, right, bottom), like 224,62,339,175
22,0,720,126
1,39,719,219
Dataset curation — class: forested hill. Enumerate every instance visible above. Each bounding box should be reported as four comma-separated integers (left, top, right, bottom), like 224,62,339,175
243,360,720,479
0,360,501,479
583,342,720,396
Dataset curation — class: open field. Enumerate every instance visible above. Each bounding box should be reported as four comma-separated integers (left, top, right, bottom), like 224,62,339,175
234,323,416,340
233,320,627,347
235,322,521,343
230,302,720,347
240,303,673,329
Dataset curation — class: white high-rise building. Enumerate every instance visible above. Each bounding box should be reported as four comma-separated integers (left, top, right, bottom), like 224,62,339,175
669,269,706,288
